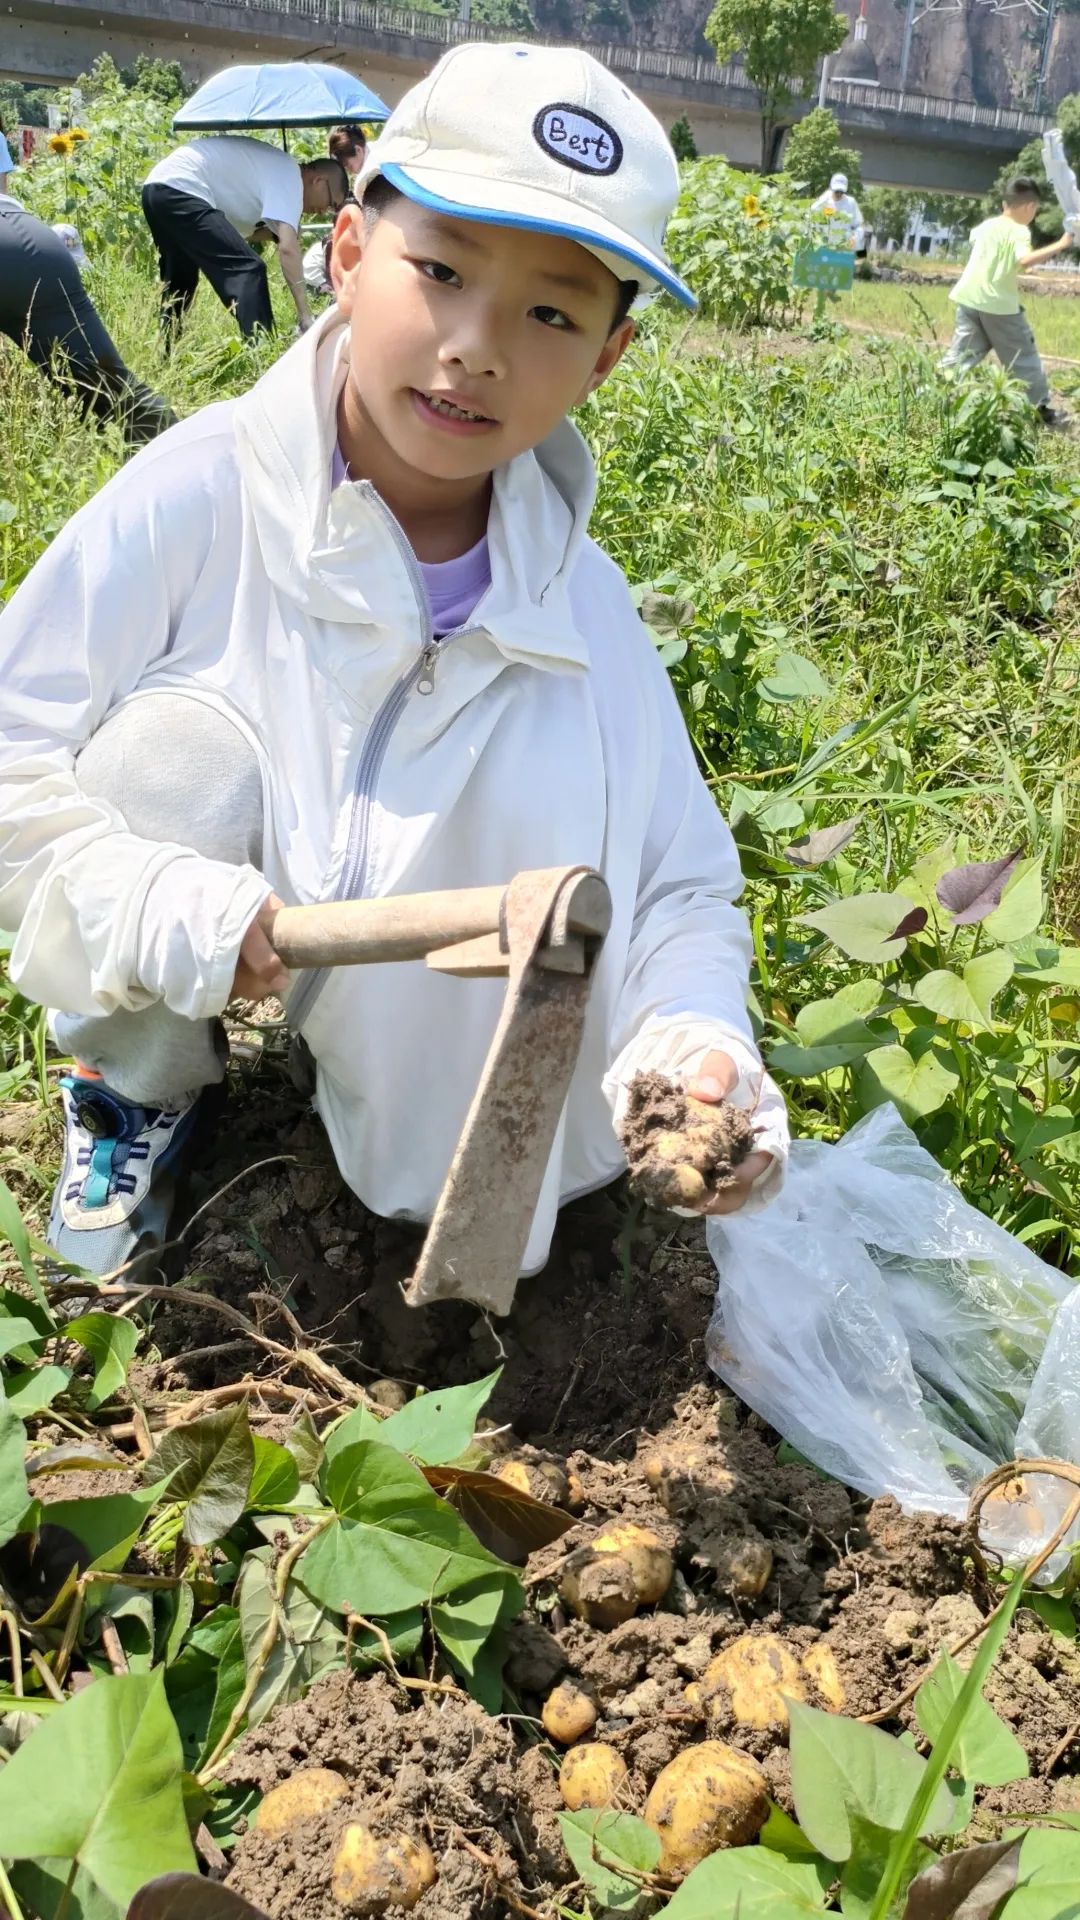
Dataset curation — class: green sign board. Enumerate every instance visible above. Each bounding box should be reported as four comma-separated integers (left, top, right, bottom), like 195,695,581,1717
793,245,856,292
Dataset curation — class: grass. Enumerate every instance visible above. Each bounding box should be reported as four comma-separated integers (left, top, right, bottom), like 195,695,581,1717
845,276,1080,364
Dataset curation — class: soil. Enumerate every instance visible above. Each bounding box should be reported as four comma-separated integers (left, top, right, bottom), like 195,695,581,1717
19,1043,1080,1917
617,1071,756,1211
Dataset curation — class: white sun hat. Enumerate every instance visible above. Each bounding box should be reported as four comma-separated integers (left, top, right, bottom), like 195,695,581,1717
53,222,90,268
357,41,695,309
830,171,849,192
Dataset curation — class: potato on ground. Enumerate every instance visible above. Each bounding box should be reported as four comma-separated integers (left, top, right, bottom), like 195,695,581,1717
560,1524,673,1627
543,1681,598,1745
254,1767,350,1836
559,1742,629,1811
690,1633,845,1730
496,1455,571,1508
644,1741,768,1873
692,1634,807,1732
332,1825,438,1915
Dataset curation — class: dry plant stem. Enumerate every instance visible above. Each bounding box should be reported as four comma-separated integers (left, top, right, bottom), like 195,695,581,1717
199,1518,333,1783
46,1275,372,1411
450,1830,550,1920
862,1457,1080,1728
27,1650,65,1703
1045,1716,1080,1776
347,1614,470,1702
0,1613,22,1698
99,1616,128,1677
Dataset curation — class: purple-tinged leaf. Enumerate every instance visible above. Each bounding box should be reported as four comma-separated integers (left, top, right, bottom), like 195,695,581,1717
902,1836,1020,1919
129,1876,270,1920
936,849,1024,926
890,907,929,941
783,816,863,868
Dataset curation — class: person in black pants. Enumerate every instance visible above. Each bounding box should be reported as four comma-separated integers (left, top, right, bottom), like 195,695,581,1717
141,139,348,343
0,198,174,448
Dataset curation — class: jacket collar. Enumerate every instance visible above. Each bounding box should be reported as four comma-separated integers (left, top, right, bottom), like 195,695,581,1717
232,308,596,673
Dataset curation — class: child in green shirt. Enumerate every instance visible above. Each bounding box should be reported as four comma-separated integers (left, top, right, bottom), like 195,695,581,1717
943,174,1074,425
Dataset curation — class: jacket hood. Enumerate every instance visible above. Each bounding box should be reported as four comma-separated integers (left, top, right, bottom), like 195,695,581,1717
231,307,599,671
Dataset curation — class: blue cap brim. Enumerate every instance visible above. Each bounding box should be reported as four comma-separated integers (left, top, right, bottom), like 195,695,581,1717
377,161,697,312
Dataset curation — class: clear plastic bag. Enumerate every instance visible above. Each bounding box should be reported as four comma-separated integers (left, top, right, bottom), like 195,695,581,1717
705,1105,1080,1550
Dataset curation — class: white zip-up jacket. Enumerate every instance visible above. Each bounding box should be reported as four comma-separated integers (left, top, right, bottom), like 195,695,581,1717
0,311,787,1270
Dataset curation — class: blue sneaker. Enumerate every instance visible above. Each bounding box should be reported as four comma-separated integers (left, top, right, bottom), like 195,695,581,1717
48,1071,205,1276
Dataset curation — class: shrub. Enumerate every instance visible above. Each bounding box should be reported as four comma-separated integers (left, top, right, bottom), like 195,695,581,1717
666,159,822,330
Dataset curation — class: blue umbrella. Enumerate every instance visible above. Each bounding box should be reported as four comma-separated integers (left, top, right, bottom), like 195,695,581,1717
174,62,390,132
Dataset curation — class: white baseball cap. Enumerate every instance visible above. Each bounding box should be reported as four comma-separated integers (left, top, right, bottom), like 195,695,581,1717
830,172,848,192
53,222,89,268
357,41,695,309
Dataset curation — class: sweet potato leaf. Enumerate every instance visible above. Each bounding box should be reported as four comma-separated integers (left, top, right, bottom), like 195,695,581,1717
302,1439,510,1615
936,849,1023,925
664,1846,833,1917
0,1173,52,1314
235,1547,346,1729
994,1829,1080,1917
129,1875,270,1920
788,1702,958,1862
559,1809,660,1913
802,893,925,964
147,1404,254,1547
0,1397,28,1549
431,1570,524,1711
915,1653,1028,1787
783,816,863,868
246,1435,300,1511
66,1312,140,1410
0,1671,195,1906
423,1464,574,1563
903,1838,1021,1920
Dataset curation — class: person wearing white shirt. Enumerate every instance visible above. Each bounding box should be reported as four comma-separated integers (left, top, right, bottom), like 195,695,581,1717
142,135,349,342
811,172,865,255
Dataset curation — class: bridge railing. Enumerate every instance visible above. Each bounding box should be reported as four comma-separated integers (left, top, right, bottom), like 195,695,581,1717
208,0,1051,133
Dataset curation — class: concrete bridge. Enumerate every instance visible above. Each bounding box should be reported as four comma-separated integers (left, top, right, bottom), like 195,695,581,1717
3,0,1050,191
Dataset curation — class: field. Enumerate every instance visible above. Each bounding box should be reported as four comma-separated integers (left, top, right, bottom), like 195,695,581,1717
2,67,1080,1920
846,275,1080,369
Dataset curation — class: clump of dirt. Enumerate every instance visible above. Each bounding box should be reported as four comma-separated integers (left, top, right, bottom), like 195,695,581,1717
224,1671,554,1919
618,1071,755,1211
138,1067,1080,1912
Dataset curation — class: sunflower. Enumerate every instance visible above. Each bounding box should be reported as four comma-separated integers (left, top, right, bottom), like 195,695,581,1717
742,192,761,216
48,132,76,157
69,126,88,142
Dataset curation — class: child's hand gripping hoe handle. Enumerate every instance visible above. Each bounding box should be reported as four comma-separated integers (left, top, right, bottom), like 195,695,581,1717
268,868,612,1315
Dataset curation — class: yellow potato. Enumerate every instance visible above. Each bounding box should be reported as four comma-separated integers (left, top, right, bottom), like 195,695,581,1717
716,1535,773,1601
591,1524,674,1608
542,1682,598,1745
802,1641,845,1711
643,1741,768,1874
565,1467,586,1514
331,1825,438,1916
559,1743,629,1811
560,1549,639,1629
254,1767,350,1837
698,1634,807,1732
496,1457,571,1507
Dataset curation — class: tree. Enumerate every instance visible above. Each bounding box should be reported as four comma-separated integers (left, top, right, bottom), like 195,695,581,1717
670,114,699,162
705,0,848,173
0,80,51,129
987,91,1080,244
118,56,192,102
861,186,914,247
781,107,861,195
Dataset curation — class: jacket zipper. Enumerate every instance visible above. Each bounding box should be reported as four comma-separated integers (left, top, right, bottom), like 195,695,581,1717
287,484,473,1030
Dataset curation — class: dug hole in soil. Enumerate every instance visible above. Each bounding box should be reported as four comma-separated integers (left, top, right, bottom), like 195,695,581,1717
146,1043,1080,1918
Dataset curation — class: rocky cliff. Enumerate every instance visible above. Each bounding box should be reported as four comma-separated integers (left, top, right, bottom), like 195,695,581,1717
534,0,1080,111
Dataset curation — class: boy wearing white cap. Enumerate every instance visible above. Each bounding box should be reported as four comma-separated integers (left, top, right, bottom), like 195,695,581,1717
0,43,788,1280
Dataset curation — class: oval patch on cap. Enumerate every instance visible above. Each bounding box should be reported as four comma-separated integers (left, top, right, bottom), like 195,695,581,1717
533,103,623,176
